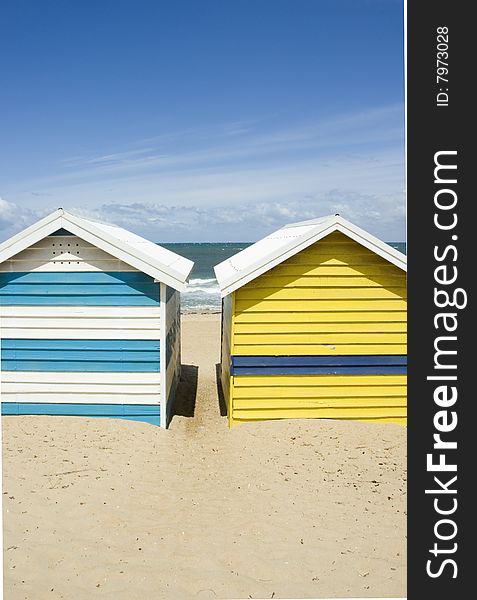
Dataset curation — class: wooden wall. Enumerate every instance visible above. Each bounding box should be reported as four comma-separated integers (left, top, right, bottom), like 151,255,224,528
227,232,407,425
0,233,163,426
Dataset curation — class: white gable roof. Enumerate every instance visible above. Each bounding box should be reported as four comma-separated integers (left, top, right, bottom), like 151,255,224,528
214,214,406,297
0,209,194,291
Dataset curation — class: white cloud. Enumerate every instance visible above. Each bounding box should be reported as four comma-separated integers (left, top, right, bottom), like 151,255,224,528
1,103,405,242
0,197,43,236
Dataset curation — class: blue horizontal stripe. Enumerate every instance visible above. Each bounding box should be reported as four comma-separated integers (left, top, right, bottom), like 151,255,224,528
2,403,160,426
0,271,154,283
231,355,407,367
2,351,159,361
1,338,160,372
230,354,407,376
1,295,159,306
0,272,160,305
1,361,160,372
232,365,407,376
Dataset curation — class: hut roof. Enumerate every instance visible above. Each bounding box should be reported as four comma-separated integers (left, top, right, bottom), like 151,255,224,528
0,208,194,291
214,214,407,297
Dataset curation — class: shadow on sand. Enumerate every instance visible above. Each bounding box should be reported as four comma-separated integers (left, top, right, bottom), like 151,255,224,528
169,364,198,423
215,363,227,417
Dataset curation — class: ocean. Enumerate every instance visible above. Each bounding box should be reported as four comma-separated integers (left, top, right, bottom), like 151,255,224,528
161,242,407,313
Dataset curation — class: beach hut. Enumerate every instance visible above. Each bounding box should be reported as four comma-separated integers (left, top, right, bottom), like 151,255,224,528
214,215,407,426
0,208,193,427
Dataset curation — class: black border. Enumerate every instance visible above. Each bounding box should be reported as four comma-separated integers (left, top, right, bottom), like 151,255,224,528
407,1,471,596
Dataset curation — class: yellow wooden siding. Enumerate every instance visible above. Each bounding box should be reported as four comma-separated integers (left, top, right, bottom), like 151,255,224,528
230,374,407,425
233,231,407,356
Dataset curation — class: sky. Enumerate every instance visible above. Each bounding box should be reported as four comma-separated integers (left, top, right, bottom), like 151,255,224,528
0,0,404,243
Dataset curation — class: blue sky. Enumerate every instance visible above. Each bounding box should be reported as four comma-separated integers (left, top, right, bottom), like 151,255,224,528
0,0,404,242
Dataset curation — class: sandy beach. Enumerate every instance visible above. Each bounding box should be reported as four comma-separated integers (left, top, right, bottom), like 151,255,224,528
2,313,406,599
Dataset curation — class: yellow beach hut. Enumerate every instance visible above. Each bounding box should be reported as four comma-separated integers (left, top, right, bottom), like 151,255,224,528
214,215,407,426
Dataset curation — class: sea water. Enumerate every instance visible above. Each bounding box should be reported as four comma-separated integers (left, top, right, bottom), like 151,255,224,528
161,242,407,313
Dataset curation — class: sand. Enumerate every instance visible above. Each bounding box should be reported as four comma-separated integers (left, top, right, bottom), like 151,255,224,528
2,313,406,599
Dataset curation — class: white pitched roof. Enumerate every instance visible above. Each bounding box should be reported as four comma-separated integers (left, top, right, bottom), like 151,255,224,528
0,208,194,291
214,214,406,297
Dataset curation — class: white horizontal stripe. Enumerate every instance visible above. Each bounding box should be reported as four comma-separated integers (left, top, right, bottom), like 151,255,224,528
2,318,160,329
30,236,96,249
0,305,162,340
1,371,161,384
1,329,160,340
1,306,162,317
0,260,137,272
1,394,161,405
2,382,160,394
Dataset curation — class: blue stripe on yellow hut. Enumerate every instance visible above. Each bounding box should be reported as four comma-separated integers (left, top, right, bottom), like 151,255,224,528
214,215,407,427
0,208,193,427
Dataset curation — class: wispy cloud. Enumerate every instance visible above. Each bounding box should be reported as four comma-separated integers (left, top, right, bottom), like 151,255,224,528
1,103,405,241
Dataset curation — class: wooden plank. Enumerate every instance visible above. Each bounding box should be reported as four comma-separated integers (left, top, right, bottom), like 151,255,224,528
233,396,407,409
0,371,161,384
0,271,160,305
1,360,161,372
1,394,161,404
0,260,137,272
265,264,402,277
1,338,161,371
236,287,407,300
233,344,407,356
234,321,407,333
233,374,406,387
1,403,161,426
5,246,122,261
25,235,96,248
1,338,160,350
246,275,406,288
232,406,407,419
234,311,407,323
232,354,407,367
235,299,407,312
232,366,407,375
234,385,406,398
3,382,160,394
2,317,160,329
1,328,160,340
233,332,406,345
1,294,160,306
283,254,393,266
0,306,162,317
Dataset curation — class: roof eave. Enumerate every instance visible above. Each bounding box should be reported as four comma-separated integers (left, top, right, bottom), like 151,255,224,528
0,209,64,264
0,209,193,292
216,216,406,296
62,213,193,291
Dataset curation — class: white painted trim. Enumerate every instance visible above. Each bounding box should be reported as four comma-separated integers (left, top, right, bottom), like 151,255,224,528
214,215,407,297
159,283,167,428
0,372,161,384
60,215,191,291
3,382,160,394
0,394,161,404
1,305,162,340
0,209,194,291
0,306,162,317
1,329,160,340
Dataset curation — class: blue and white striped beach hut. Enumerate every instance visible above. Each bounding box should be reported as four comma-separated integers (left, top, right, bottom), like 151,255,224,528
0,209,193,427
